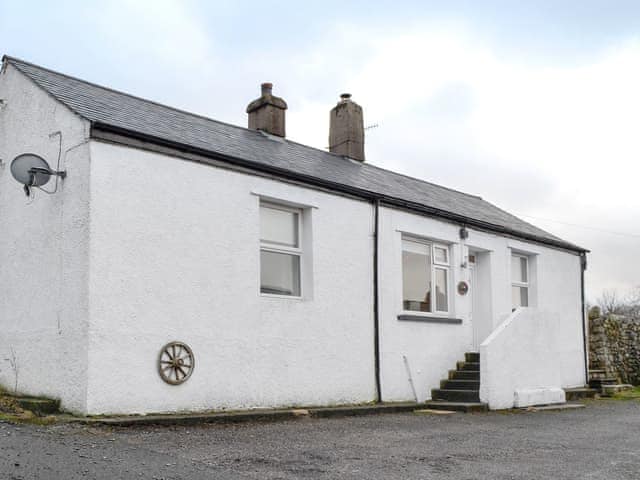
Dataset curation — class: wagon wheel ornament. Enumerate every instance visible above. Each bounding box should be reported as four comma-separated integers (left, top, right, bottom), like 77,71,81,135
158,341,195,385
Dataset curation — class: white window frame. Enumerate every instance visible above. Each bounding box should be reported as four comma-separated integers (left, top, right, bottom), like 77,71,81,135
259,202,303,298
401,236,451,316
511,253,529,309
432,243,451,314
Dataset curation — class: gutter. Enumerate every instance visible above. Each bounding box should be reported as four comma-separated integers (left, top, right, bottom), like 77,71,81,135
373,199,381,402
89,122,588,255
580,253,589,384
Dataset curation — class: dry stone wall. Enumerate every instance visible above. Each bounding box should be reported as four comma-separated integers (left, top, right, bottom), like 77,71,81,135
589,314,640,385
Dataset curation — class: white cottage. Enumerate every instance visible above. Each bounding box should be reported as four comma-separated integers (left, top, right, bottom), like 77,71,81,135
0,56,589,415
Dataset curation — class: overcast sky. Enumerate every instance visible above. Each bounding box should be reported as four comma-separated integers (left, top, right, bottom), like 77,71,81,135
2,0,639,301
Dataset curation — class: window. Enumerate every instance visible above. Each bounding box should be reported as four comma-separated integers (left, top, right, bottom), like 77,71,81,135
511,254,529,309
260,202,302,296
402,238,450,314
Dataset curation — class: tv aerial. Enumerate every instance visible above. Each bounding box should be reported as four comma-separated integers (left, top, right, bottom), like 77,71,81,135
10,132,66,196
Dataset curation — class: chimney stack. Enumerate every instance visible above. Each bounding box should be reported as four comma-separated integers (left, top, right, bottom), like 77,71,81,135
329,93,365,161
246,82,288,137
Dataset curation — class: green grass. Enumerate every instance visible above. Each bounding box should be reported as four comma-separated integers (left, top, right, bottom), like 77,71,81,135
0,412,58,425
612,386,640,401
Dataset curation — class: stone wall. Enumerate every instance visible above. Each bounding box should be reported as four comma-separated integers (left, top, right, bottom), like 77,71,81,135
589,314,640,385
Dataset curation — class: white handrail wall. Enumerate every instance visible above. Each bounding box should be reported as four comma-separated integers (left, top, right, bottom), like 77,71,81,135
479,308,567,410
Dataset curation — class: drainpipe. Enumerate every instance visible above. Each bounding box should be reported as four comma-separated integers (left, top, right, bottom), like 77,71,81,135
580,253,589,385
373,199,382,402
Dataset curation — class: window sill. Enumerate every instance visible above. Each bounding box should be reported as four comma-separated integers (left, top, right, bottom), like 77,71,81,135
260,293,303,300
397,314,463,324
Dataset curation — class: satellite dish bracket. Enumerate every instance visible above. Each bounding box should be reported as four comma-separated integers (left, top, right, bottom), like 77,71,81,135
28,167,67,181
22,167,67,197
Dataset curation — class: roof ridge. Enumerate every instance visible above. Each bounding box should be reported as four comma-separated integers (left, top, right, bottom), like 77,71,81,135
1,55,585,252
4,55,484,203
3,55,262,136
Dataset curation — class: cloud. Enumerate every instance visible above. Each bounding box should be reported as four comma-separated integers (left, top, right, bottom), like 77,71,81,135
281,25,640,298
90,0,214,67
69,0,222,114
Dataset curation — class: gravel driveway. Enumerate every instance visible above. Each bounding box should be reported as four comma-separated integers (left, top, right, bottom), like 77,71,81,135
1,399,639,479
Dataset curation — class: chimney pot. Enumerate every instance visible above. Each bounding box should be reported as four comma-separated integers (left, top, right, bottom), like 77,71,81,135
261,82,273,96
247,83,287,137
329,93,365,161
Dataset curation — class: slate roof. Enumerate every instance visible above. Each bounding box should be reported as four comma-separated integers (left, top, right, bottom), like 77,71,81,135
3,55,584,252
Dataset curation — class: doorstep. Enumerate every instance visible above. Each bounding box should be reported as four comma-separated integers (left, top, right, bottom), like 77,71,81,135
68,402,428,427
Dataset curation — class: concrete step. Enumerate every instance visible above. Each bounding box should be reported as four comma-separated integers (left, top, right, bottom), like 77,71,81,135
74,402,430,426
564,387,598,401
589,378,617,389
465,352,480,363
588,370,609,380
457,361,480,371
425,401,488,413
432,389,480,402
441,379,480,390
449,370,479,380
601,384,634,397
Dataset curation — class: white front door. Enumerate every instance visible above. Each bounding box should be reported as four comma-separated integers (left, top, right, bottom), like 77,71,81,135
470,254,480,351
469,251,494,351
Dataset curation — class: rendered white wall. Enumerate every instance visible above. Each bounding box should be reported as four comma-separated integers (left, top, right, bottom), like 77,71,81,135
86,141,376,415
480,308,577,409
378,208,474,402
0,64,91,413
378,207,585,404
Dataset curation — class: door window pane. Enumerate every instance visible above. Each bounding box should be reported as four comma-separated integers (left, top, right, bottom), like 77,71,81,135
512,286,528,309
511,256,527,283
434,246,448,264
260,251,301,296
260,205,299,247
402,240,431,312
435,268,448,311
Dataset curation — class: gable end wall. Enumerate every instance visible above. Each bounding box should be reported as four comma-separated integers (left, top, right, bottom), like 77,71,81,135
0,64,91,413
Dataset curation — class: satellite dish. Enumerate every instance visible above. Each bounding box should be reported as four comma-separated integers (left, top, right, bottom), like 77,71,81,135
10,153,66,196
10,154,53,187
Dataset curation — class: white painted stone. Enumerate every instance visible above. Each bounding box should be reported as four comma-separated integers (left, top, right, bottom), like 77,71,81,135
514,387,566,407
